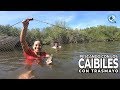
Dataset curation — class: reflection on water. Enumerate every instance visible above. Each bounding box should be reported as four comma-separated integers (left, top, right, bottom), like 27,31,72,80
0,41,120,79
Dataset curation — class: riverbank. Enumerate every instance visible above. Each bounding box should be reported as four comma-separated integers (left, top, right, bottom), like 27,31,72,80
0,35,19,51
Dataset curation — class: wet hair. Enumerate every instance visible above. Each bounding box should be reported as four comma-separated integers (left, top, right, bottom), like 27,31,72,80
34,39,43,45
54,42,60,47
54,41,59,43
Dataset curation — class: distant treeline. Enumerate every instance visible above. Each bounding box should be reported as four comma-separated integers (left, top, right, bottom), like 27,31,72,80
0,21,120,45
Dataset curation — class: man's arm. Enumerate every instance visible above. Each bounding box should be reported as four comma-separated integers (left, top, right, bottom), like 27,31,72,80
20,19,30,52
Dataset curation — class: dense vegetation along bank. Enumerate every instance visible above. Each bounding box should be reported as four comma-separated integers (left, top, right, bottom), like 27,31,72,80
0,21,120,46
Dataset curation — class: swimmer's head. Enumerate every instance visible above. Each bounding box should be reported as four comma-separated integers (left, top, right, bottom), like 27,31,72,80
54,41,59,47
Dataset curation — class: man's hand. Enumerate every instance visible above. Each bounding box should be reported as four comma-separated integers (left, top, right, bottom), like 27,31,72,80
22,18,33,28
46,54,53,65
22,19,30,29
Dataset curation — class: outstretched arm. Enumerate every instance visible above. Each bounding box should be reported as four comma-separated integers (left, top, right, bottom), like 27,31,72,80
20,19,30,52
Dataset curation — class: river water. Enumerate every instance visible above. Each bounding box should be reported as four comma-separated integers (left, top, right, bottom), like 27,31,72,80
0,41,120,79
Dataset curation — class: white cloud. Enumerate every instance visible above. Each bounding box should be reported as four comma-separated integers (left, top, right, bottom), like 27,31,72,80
71,19,107,29
56,15,74,22
37,14,75,27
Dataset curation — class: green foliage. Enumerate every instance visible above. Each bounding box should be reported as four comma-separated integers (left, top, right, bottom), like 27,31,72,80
0,24,20,37
0,21,120,45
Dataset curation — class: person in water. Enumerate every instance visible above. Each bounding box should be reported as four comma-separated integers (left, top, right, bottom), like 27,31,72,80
52,41,61,49
18,18,53,79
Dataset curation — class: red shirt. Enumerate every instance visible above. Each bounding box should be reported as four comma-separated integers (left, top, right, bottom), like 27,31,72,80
23,48,47,65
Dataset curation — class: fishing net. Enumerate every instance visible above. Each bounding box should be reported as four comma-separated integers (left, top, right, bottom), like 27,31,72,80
0,26,24,73
0,18,67,78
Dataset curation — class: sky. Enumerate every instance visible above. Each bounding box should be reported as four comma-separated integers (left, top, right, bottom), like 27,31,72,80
0,11,120,30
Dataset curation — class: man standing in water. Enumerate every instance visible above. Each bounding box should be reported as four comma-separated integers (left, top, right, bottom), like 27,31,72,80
18,18,53,79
